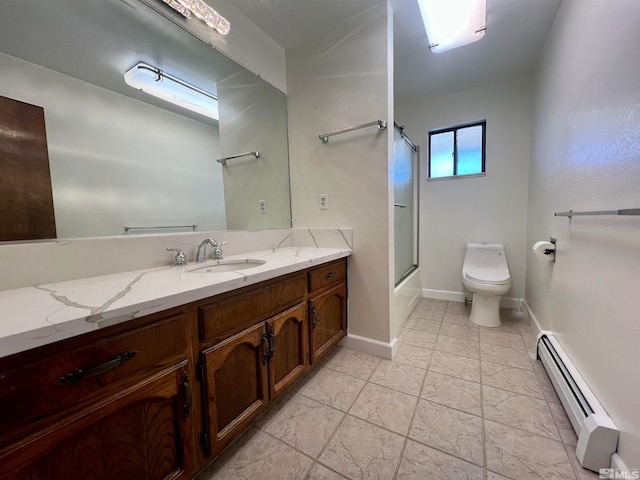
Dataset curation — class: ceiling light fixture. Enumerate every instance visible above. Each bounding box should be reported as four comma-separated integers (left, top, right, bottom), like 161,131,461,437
417,0,486,53
124,63,219,120
161,0,230,35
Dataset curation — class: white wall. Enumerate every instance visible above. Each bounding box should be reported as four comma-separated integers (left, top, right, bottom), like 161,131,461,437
218,69,290,230
396,76,533,302
526,0,640,469
0,52,226,239
287,2,394,344
137,0,286,92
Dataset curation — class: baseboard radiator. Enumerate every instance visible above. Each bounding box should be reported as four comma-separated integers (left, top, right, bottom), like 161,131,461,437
537,332,619,472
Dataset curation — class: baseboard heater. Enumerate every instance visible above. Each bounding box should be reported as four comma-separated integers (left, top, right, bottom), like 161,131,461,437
537,332,619,472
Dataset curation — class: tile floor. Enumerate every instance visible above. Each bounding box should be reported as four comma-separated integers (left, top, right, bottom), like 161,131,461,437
197,299,600,480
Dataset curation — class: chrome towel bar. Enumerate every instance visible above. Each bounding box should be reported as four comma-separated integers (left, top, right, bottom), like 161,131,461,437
319,120,387,143
217,151,260,166
555,208,640,219
124,224,197,232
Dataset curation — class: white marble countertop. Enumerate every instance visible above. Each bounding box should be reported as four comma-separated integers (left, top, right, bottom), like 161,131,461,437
0,246,351,359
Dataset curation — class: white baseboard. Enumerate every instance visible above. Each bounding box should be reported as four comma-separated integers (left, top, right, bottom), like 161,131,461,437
339,334,396,360
422,289,522,309
523,300,543,334
610,453,630,472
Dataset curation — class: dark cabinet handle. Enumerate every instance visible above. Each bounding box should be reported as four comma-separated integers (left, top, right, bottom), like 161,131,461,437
311,307,319,331
54,351,138,385
180,372,192,419
261,330,269,364
268,325,276,360
324,271,337,280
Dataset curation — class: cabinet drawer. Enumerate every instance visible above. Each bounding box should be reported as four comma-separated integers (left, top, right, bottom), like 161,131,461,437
199,273,306,344
308,259,346,294
0,313,188,437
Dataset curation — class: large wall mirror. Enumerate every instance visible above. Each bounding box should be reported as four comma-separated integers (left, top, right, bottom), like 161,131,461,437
0,0,291,241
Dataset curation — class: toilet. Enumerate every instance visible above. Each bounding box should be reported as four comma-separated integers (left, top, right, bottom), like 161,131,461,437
462,243,511,328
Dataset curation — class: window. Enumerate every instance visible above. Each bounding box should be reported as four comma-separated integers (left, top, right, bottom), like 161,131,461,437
428,120,486,179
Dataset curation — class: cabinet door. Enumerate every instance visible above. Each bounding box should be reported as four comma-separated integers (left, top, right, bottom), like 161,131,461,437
201,322,269,456
266,303,308,401
309,284,347,364
1,363,194,480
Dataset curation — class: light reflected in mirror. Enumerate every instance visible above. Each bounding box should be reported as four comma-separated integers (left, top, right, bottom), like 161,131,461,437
0,0,291,242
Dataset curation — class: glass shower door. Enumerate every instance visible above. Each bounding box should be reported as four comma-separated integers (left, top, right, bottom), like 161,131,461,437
394,124,418,285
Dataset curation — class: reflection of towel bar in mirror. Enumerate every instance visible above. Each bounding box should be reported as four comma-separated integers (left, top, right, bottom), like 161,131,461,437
319,120,387,143
216,151,261,166
554,208,640,219
124,224,198,232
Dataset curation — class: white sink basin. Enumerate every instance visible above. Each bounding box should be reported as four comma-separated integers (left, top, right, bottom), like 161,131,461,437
187,259,266,273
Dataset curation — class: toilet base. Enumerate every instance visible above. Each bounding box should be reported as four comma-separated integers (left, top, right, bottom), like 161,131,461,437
469,294,502,327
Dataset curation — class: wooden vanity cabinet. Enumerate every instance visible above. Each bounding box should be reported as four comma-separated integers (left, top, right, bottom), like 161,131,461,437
197,274,311,457
308,260,348,364
0,309,198,480
0,257,348,479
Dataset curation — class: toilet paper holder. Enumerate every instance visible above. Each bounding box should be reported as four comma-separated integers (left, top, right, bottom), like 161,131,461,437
545,237,557,263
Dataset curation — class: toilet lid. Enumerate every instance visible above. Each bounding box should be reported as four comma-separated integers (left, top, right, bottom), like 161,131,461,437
464,267,510,285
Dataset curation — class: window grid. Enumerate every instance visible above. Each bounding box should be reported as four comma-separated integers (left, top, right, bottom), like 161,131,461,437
428,120,486,179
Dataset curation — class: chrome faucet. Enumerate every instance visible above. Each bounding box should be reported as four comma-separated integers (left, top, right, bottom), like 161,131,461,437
196,238,227,263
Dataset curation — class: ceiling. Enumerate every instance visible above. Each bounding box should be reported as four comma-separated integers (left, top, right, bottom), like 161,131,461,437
229,0,562,105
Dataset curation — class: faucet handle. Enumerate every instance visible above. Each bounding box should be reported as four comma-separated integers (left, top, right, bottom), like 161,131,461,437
167,248,187,266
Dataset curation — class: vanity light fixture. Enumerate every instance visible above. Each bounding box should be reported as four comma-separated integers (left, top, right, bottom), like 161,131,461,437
160,0,230,35
124,63,219,120
417,0,486,53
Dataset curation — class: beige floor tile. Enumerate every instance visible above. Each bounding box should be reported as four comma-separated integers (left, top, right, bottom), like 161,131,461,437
254,388,299,430
305,463,348,479
292,362,326,393
442,311,473,325
319,415,404,480
196,426,261,480
549,402,578,446
393,343,433,369
480,343,533,370
429,351,481,383
481,361,544,399
404,314,442,333
396,439,483,480
369,359,426,396
421,371,481,416
480,330,526,351
266,395,344,457
409,400,484,466
481,314,524,335
483,385,561,440
217,431,313,480
349,382,418,435
398,328,437,348
485,420,575,480
415,298,448,311
439,323,479,341
533,362,562,404
487,471,512,480
324,348,381,380
434,335,480,359
299,368,366,412
410,309,446,322
445,301,470,315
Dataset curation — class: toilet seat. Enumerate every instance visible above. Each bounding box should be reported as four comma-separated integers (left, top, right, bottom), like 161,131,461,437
464,268,510,285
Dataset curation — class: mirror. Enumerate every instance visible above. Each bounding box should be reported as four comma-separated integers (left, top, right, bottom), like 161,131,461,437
0,0,291,241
